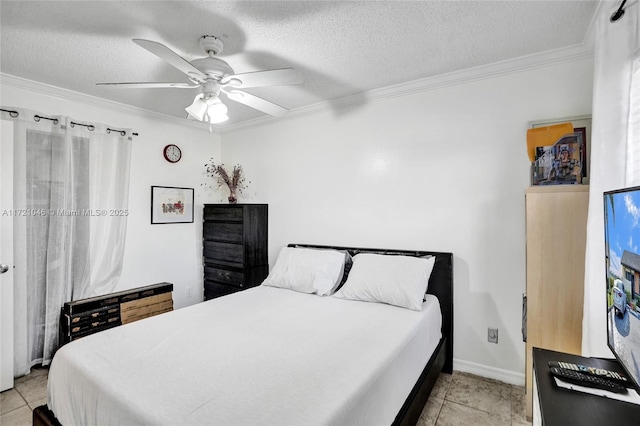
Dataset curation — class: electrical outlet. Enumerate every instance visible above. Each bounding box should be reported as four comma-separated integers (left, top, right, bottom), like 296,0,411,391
186,286,193,298
488,328,498,344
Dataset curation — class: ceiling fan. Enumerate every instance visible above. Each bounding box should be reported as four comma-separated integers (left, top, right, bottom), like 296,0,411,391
97,35,304,124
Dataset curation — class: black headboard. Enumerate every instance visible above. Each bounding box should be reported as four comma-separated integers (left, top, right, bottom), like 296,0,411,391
288,243,453,373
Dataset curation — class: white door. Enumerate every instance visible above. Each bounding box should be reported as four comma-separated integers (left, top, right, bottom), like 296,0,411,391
0,119,15,391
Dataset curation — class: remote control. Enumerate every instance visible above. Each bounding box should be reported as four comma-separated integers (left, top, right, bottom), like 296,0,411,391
549,367,628,393
548,361,630,386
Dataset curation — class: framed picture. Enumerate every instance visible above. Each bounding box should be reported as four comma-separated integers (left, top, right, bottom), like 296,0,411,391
530,115,591,184
151,186,194,224
532,133,582,185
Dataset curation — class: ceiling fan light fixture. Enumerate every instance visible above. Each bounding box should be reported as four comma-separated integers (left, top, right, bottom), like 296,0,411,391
186,94,229,124
206,113,229,124
204,96,229,124
185,94,208,121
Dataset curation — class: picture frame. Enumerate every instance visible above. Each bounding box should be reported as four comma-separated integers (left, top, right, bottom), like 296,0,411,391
529,115,591,184
532,133,583,185
151,186,194,224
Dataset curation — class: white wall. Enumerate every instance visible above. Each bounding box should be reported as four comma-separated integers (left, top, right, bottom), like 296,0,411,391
220,57,594,383
0,77,220,309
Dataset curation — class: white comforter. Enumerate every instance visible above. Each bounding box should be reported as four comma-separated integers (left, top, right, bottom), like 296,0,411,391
48,285,442,426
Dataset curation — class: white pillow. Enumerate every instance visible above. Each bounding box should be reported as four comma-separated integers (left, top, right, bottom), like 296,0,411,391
262,247,347,296
333,253,436,310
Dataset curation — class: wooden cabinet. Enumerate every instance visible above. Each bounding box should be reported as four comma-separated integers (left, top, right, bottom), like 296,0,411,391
525,185,589,419
203,204,268,300
60,282,173,345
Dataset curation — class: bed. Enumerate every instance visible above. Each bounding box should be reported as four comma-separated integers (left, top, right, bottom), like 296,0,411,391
34,244,453,426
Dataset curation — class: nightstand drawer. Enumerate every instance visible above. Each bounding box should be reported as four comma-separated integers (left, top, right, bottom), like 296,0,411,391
203,222,243,243
204,205,243,221
204,266,244,288
204,281,241,300
203,241,244,267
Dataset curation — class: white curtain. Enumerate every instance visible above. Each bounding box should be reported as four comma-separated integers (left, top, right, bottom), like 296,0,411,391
1,108,132,374
583,1,640,357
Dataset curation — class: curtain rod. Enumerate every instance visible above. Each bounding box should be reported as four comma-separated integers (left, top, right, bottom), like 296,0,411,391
72,121,139,137
35,114,59,124
108,127,139,137
70,120,95,131
69,120,140,136
1,109,138,136
611,0,627,22
71,121,139,137
0,108,19,118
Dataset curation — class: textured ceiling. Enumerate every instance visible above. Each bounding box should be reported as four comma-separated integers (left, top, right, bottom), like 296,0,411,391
0,1,600,127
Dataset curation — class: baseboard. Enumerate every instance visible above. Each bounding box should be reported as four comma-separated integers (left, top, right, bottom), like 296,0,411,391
453,358,525,386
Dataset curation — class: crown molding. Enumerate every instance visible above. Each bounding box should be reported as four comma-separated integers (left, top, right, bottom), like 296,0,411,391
0,73,220,134
222,40,595,133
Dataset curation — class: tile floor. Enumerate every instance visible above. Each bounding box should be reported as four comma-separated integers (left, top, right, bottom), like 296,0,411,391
1,369,532,426
1,366,48,426
417,371,531,426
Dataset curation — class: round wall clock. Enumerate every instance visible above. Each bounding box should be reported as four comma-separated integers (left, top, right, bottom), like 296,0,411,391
163,144,182,163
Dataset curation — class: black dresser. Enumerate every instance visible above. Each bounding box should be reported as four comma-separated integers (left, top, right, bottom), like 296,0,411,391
533,347,640,425
203,204,268,300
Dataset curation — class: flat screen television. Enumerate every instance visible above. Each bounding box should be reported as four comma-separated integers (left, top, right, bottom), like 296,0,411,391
604,186,640,393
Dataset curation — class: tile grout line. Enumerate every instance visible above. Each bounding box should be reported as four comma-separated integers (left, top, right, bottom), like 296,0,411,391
436,372,530,426
0,388,29,418
434,376,453,424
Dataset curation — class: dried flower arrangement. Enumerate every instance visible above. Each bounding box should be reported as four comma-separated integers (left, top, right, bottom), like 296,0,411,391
203,158,249,204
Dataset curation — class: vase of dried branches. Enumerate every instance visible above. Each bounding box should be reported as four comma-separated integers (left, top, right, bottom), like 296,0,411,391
203,158,249,204
228,188,238,204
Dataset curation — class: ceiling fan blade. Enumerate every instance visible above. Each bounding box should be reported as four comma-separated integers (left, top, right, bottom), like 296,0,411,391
221,68,303,88
133,39,206,82
96,82,200,89
223,89,289,117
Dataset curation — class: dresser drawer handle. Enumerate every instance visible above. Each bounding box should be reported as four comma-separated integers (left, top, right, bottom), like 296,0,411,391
217,271,232,280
